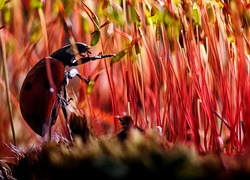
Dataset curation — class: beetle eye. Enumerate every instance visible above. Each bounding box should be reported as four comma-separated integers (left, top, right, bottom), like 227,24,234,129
24,82,32,91
80,50,91,57
80,53,86,57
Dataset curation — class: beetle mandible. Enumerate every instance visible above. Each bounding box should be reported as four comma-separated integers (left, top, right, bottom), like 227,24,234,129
19,42,115,140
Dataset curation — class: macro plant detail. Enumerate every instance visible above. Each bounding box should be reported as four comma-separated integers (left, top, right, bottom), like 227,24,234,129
1,0,250,179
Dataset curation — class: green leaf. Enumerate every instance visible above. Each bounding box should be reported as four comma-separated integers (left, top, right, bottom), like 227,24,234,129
164,10,174,25
3,7,11,23
90,30,100,46
0,0,7,10
192,3,201,26
105,4,125,26
111,49,127,63
31,0,43,9
87,81,96,94
206,2,215,23
131,6,140,25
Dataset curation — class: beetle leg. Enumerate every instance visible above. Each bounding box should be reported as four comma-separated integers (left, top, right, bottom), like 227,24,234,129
60,69,92,141
69,53,116,66
68,68,90,84
61,83,73,141
61,100,73,141
48,101,60,142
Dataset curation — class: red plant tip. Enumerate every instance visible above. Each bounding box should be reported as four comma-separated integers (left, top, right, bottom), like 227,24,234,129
116,115,133,127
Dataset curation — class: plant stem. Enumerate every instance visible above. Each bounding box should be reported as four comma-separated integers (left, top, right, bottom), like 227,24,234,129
0,30,16,146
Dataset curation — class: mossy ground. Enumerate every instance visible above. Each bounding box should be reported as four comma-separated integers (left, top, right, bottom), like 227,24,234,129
1,129,250,180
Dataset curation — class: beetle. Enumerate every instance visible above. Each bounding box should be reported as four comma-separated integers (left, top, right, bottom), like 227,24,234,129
19,42,115,140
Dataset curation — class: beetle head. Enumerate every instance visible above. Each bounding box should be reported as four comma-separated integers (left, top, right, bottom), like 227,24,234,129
50,42,90,66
